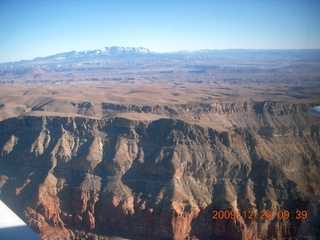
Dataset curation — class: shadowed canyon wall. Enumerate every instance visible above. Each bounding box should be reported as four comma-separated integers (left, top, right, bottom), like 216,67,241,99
0,101,319,239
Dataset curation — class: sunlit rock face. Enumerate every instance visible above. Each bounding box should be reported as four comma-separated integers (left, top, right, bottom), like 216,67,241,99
0,101,319,240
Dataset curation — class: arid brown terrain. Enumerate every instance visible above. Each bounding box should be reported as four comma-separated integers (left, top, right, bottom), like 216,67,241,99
0,48,319,239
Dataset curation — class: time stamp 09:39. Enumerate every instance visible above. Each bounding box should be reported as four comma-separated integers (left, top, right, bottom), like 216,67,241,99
212,209,308,220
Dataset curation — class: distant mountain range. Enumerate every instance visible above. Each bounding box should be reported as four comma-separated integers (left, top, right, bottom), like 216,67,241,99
1,46,319,67
32,46,154,61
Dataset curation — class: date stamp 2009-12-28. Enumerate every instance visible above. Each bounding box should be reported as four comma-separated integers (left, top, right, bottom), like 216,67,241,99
212,209,308,220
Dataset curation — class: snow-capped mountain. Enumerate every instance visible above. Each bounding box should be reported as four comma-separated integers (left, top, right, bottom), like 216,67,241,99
102,46,152,54
32,46,154,61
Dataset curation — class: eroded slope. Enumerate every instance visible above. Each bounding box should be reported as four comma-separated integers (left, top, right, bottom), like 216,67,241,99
0,101,319,239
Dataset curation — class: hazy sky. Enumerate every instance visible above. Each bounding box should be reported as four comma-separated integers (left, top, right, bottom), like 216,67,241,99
1,0,320,62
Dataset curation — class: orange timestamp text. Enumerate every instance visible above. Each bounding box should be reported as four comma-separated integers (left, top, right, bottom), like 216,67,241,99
212,209,308,220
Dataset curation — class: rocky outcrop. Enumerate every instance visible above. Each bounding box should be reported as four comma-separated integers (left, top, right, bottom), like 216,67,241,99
0,101,319,239
24,99,320,119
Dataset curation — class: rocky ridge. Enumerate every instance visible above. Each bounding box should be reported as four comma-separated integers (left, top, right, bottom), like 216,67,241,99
0,101,319,239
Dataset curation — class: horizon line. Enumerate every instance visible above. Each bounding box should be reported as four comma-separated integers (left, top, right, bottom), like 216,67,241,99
1,46,320,65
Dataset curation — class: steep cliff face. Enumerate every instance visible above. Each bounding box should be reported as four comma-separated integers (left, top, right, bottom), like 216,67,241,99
0,101,319,239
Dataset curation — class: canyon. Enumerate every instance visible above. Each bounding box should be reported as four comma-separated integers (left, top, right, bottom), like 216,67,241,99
0,49,319,239
0,101,319,239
